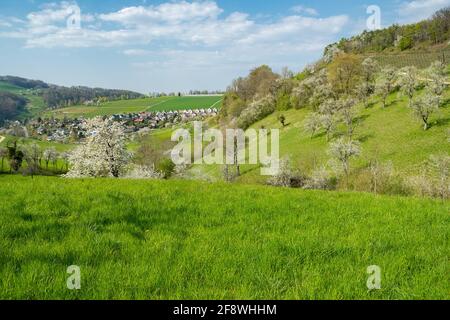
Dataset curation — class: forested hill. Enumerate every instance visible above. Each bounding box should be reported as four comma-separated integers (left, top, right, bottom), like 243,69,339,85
0,75,144,109
325,7,450,56
0,76,145,123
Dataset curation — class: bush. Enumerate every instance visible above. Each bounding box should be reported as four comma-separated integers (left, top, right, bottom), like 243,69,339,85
124,165,163,180
304,166,336,190
157,158,176,179
267,158,307,188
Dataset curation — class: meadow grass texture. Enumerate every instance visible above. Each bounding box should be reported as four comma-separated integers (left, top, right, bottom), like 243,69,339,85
0,176,448,299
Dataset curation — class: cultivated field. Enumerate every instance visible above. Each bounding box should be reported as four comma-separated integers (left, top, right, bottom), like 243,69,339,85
48,95,223,118
0,176,447,299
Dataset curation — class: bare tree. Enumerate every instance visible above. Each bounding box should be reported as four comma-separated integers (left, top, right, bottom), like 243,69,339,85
43,147,57,170
23,143,41,178
339,98,358,137
376,67,397,108
329,138,361,188
398,66,420,108
303,112,322,138
281,66,294,79
321,113,337,142
369,159,393,194
411,92,439,130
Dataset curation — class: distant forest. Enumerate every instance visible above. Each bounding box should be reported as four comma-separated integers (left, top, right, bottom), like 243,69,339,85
0,75,144,109
42,86,144,108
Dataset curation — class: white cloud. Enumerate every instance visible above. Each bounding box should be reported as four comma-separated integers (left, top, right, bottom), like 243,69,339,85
398,0,450,23
99,1,223,25
238,15,348,45
291,5,319,16
27,1,76,27
1,0,348,51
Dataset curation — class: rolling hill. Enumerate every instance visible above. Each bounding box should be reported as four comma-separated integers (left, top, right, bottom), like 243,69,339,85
0,76,144,122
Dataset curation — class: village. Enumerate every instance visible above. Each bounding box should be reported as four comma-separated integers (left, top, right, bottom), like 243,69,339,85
0,108,219,143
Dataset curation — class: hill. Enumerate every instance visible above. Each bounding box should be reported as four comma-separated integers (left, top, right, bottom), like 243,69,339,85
191,88,450,191
0,76,144,122
211,7,450,197
326,7,450,55
0,92,27,123
0,176,447,299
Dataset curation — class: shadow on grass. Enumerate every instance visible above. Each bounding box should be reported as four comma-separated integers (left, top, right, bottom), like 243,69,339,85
434,117,450,127
357,134,375,143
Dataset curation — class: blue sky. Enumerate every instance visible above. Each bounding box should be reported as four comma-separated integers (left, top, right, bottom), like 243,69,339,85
0,0,449,93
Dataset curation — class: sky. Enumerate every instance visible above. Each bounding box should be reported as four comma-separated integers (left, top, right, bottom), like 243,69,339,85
0,0,449,93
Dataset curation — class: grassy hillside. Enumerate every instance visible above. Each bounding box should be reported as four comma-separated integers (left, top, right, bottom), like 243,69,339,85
0,176,447,300
0,81,23,93
195,89,450,189
48,96,223,119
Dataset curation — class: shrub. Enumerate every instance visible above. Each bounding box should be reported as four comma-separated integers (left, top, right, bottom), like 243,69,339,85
267,157,307,188
157,158,176,179
304,166,336,190
124,165,163,180
399,36,413,51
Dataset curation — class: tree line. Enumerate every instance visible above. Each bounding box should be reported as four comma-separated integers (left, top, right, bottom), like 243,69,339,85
42,86,144,109
0,141,71,176
326,7,450,54
0,92,27,124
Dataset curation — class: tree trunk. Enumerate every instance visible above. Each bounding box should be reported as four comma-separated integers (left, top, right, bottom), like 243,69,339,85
422,117,429,130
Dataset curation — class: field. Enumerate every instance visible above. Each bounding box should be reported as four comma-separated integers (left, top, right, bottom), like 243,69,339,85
0,176,447,299
365,48,450,69
0,81,23,93
48,95,223,119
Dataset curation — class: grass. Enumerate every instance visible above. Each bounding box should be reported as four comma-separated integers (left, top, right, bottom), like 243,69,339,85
148,96,223,111
0,135,74,153
192,89,450,186
0,81,23,93
47,96,223,119
0,176,448,300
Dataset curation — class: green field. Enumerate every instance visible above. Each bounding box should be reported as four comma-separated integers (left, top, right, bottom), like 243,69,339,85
0,176,447,299
48,96,223,119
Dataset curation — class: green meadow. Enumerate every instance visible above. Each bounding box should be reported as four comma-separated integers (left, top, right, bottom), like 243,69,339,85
0,176,447,299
